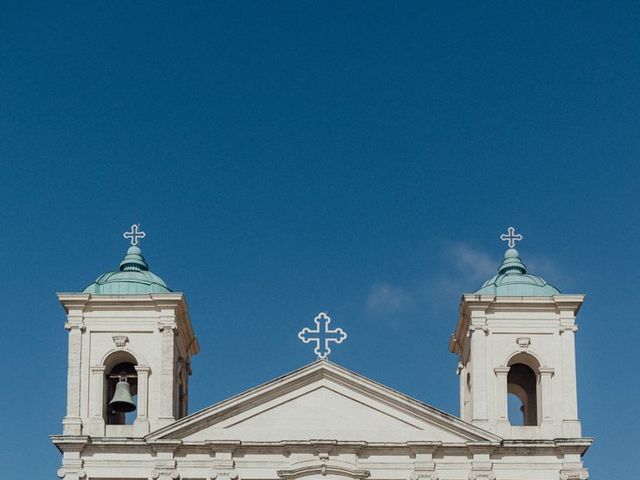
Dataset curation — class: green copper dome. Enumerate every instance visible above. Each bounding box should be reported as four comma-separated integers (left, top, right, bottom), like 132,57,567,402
475,248,560,296
83,246,171,294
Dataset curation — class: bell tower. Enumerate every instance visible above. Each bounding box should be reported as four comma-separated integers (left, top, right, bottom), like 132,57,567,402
449,230,585,439
58,227,199,437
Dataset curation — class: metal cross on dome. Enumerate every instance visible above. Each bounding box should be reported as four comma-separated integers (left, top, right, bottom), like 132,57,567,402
500,226,523,248
123,224,146,246
298,312,347,360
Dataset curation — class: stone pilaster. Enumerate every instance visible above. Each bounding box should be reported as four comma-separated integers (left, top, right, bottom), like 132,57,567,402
539,366,555,425
493,366,510,435
158,321,177,428
134,365,151,433
468,314,489,428
150,440,181,480
559,316,580,437
63,316,85,435
56,439,87,480
409,442,439,480
467,443,495,480
85,365,105,435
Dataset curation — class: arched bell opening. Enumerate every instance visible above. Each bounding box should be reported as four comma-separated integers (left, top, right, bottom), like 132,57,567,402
103,351,138,425
506,353,540,426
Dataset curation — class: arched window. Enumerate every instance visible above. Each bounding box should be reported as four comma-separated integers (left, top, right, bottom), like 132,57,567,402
104,351,138,425
507,353,540,426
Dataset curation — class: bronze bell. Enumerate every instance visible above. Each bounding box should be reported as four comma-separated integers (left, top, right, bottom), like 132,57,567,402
109,378,136,413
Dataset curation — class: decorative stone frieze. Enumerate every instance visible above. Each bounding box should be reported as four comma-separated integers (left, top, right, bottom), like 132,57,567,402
467,324,489,337
410,472,438,480
468,471,495,480
151,469,180,480
57,468,86,479
209,470,238,480
560,325,578,334
559,469,589,480
112,335,129,348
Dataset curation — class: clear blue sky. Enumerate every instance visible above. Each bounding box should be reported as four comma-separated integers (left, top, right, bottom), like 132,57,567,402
1,2,638,477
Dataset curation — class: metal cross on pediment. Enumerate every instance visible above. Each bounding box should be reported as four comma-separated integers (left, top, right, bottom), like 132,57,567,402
500,226,523,248
298,312,347,360
123,224,146,246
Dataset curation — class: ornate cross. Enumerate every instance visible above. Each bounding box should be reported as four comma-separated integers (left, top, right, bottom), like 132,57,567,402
298,312,347,360
123,224,146,246
500,226,523,248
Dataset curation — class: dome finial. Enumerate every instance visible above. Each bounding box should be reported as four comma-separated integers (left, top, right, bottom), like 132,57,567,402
498,227,526,274
120,224,149,272
498,248,527,275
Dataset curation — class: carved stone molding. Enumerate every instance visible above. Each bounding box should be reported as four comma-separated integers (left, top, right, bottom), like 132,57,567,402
467,325,489,337
209,470,239,480
468,472,495,480
112,335,129,348
559,325,578,334
158,322,178,333
538,366,555,377
57,469,86,479
516,337,531,349
278,464,370,480
410,471,438,480
64,322,86,332
560,469,589,480
151,469,180,480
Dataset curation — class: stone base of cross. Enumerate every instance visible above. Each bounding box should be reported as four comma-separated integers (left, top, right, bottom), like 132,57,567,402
298,312,347,360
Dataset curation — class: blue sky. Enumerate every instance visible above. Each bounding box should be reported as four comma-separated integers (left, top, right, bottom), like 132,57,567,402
0,1,638,477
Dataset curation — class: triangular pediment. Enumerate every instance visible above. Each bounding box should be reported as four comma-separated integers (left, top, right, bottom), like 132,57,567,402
147,361,500,443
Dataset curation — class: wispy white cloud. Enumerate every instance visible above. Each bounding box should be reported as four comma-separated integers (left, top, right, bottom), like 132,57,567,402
445,242,496,280
524,254,572,287
366,283,413,314
364,242,570,318
442,242,571,292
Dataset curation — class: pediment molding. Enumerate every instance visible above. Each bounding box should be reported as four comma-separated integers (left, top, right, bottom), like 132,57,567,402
146,361,501,444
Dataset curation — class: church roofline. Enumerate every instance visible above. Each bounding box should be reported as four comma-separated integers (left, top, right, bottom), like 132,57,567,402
144,359,503,443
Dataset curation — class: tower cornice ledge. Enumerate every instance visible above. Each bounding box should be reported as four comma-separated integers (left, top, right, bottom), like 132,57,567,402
460,294,585,311
57,292,188,311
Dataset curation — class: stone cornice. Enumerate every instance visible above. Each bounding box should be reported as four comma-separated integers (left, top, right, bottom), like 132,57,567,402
56,292,200,357
459,294,585,315
53,436,592,457
450,294,586,352
59,292,185,309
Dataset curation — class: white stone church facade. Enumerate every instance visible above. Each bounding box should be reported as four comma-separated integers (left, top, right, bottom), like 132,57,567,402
52,236,591,480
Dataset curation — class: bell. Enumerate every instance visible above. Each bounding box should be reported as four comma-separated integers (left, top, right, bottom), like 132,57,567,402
109,378,136,413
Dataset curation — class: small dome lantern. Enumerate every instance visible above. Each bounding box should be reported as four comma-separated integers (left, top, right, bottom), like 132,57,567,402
475,228,560,297
83,225,172,294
